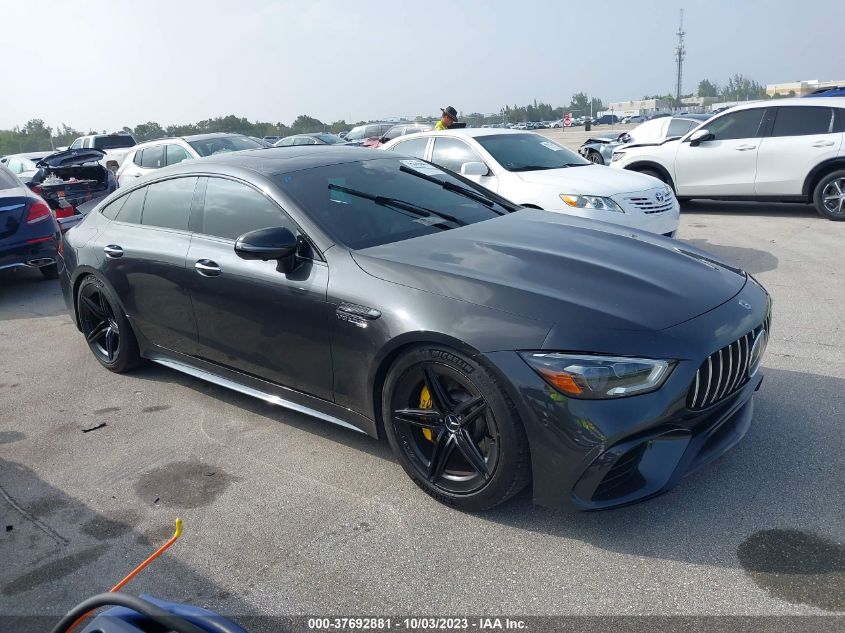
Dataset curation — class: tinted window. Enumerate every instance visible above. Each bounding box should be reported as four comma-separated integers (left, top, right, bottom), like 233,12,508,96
187,135,264,157
431,138,486,173
280,158,510,250
93,136,135,150
390,137,428,158
100,194,128,220
707,109,765,140
475,133,588,171
165,144,192,166
771,107,833,137
140,145,165,169
667,118,698,138
114,188,146,224
201,177,292,240
140,177,197,231
132,150,143,166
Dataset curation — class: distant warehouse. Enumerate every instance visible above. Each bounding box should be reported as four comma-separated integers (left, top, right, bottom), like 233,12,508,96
766,79,845,97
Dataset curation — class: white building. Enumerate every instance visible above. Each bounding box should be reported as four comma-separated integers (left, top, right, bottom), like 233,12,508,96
766,79,845,97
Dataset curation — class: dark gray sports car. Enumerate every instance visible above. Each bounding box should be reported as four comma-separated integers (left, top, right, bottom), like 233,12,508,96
59,146,771,511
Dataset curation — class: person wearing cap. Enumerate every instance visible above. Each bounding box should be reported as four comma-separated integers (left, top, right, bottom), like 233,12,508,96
435,106,458,131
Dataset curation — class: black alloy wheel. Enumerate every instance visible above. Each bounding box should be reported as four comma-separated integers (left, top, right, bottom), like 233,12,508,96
77,276,141,372
383,346,530,511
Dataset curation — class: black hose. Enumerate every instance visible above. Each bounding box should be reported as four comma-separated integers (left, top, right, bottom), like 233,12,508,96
50,592,208,633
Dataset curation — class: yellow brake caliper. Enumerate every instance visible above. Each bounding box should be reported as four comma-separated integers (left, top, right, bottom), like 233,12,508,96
420,385,434,442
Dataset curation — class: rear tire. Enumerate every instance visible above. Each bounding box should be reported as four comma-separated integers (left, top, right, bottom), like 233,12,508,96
77,276,141,373
813,170,845,221
40,264,58,280
381,345,530,511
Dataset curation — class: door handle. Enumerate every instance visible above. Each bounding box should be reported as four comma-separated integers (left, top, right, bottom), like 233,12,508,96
812,140,835,148
734,144,757,151
103,245,123,258
194,259,221,277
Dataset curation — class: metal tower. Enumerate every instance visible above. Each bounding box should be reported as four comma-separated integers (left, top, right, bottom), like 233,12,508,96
674,9,685,101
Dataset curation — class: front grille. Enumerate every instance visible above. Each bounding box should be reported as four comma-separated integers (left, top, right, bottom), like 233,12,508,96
624,194,675,214
687,313,771,410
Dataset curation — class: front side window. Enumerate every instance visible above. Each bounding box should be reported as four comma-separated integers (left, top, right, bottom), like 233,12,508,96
389,137,428,158
132,150,143,166
707,109,765,141
140,177,197,231
474,133,588,172
200,177,294,241
279,157,510,250
165,144,192,166
293,137,315,146
431,138,486,173
667,118,698,138
771,107,833,137
383,126,404,142
70,138,83,150
140,145,165,169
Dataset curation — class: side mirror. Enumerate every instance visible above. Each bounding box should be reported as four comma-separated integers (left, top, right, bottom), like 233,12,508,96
235,226,299,273
460,161,488,176
689,128,713,146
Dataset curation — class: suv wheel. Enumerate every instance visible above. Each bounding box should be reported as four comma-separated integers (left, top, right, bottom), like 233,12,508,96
813,170,845,221
382,345,530,511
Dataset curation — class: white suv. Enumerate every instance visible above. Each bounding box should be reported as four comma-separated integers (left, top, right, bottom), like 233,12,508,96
609,98,845,220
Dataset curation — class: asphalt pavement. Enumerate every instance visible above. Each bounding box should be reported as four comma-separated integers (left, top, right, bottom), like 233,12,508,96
1,195,844,630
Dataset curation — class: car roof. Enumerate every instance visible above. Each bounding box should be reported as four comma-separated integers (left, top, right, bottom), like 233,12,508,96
130,133,254,149
4,151,53,160
726,97,845,111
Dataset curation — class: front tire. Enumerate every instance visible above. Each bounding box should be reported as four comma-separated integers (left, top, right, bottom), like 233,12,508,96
381,345,530,511
586,150,604,165
77,276,141,373
813,170,845,221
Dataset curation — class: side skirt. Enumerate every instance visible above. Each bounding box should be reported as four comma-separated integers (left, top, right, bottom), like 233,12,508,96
147,353,374,437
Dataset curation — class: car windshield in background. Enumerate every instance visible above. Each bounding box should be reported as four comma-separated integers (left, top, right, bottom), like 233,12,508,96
476,133,590,171
314,134,342,144
93,136,136,150
188,136,265,157
280,158,508,249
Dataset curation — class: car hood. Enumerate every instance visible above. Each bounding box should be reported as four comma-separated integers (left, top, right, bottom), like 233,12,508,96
513,164,662,194
36,148,106,168
583,136,619,144
351,209,746,332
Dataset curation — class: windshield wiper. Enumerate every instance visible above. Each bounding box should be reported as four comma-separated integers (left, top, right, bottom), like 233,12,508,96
398,165,512,214
327,184,467,227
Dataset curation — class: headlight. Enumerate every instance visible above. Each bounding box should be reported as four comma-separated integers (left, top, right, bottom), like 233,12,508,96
611,151,625,162
559,195,624,213
519,352,675,399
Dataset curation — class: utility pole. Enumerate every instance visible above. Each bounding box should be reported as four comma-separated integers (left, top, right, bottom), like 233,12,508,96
674,8,686,102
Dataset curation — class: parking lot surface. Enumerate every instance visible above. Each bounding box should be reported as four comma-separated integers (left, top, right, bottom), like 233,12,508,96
1,199,844,628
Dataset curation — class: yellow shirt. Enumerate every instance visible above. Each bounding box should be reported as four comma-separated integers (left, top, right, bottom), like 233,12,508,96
434,120,448,131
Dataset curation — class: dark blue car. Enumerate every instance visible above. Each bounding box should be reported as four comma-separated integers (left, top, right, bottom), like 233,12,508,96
0,163,61,279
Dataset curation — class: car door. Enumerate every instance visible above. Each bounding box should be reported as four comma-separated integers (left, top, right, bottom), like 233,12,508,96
185,176,333,401
755,106,843,195
673,107,767,196
429,137,498,191
93,177,199,354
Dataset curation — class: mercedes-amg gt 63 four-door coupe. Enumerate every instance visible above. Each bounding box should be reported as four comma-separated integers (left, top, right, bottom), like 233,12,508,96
60,146,771,511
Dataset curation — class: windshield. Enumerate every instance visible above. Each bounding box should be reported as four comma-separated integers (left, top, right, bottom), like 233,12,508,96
188,135,265,157
93,136,136,150
279,158,511,249
475,133,589,171
314,134,342,144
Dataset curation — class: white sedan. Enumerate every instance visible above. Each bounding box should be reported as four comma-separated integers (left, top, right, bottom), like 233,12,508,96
380,129,679,236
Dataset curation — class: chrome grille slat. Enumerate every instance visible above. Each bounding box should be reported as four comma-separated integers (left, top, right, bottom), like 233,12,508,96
700,356,713,406
720,343,734,400
708,349,724,405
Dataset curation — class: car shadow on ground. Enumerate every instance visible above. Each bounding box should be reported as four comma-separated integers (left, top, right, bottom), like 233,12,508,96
0,269,66,321
680,199,818,219
0,457,269,632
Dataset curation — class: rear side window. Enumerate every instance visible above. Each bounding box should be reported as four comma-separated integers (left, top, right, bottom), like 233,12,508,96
140,177,197,231
141,145,165,169
132,150,143,166
100,195,128,220
114,188,146,224
389,137,428,157
200,177,293,240
771,107,833,137
165,144,191,166
93,136,135,150
707,109,765,140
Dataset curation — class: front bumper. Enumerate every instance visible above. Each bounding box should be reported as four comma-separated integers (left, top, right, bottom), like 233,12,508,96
546,199,679,236
485,277,770,510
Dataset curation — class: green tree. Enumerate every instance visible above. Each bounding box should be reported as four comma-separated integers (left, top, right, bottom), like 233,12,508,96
697,79,720,97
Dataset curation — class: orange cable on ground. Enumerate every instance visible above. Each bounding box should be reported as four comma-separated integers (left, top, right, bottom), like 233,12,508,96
65,518,183,633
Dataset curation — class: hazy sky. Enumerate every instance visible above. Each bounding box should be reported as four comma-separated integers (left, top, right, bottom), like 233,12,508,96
4,0,844,131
